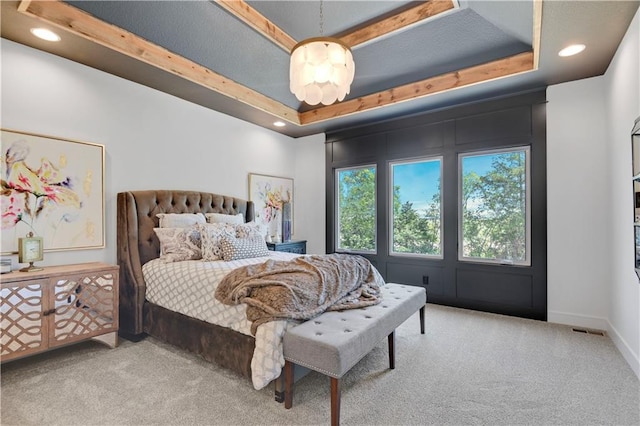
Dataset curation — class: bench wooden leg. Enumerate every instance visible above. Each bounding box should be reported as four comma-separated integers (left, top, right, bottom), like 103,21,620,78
420,305,425,334
331,377,340,426
284,360,294,409
388,331,395,370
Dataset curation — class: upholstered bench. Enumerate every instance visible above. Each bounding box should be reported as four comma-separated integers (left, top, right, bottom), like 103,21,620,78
283,283,426,425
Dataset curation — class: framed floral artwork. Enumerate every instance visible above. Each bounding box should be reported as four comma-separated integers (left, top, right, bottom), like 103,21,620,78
1,129,105,254
248,173,293,239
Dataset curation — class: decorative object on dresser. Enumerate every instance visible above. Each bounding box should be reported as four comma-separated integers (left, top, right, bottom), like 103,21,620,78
1,129,105,254
17,231,44,272
248,173,293,241
266,240,307,254
281,201,292,242
0,258,11,274
0,262,119,362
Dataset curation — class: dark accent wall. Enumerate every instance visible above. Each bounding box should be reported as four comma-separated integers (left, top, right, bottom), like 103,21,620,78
326,91,547,320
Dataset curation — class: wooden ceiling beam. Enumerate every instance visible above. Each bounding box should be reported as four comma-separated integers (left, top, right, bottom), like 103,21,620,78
214,0,297,52
339,0,456,48
17,1,540,130
18,0,301,125
299,51,535,125
532,0,543,69
216,0,457,53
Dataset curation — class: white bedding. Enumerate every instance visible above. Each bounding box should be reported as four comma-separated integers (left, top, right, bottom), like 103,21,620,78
142,251,300,390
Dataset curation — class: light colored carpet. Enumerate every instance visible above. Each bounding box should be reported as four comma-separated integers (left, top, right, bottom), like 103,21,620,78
1,304,638,426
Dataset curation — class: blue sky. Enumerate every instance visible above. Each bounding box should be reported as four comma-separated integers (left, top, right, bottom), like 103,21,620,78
392,154,497,213
392,159,441,212
461,154,495,176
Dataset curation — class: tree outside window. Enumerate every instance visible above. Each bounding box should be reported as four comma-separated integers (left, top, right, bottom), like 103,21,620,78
336,166,376,252
459,147,530,265
390,158,442,257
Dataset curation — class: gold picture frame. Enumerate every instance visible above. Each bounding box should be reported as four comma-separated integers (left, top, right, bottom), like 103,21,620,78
1,129,105,254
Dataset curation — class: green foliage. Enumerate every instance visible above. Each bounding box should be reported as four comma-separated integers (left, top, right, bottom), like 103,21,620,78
336,150,527,262
337,167,376,251
338,165,442,255
392,202,441,255
392,183,441,255
461,151,527,261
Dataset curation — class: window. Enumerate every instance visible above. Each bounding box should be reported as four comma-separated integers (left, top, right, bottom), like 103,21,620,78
459,147,531,265
389,157,442,257
336,165,377,253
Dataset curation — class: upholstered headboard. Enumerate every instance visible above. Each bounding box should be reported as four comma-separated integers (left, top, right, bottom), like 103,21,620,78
116,190,255,338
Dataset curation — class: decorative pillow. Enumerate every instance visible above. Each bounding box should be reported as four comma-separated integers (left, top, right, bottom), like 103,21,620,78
197,223,236,261
153,226,202,262
235,221,265,239
156,213,206,228
205,212,244,225
220,235,270,261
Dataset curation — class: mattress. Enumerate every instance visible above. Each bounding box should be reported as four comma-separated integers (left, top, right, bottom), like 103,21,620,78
142,251,299,390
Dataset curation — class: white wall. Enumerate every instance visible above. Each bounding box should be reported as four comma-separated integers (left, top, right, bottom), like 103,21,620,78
604,8,640,378
547,8,640,377
547,77,610,330
294,133,326,255
1,39,312,267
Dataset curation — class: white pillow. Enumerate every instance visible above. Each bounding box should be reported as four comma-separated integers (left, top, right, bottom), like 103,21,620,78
156,213,206,228
205,212,244,225
153,226,202,262
197,223,236,261
220,235,270,261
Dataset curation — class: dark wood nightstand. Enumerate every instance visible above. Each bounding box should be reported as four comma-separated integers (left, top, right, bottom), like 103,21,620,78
267,240,307,254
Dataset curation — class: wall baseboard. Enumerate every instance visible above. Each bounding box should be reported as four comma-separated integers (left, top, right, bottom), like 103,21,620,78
548,310,639,380
547,310,608,330
607,320,640,380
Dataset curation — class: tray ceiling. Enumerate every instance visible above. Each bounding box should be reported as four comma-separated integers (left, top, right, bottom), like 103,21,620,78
2,1,638,137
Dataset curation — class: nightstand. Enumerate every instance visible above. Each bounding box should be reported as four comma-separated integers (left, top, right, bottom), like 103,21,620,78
267,240,307,254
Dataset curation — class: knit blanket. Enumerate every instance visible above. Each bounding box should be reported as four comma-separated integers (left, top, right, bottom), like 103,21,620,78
215,253,384,335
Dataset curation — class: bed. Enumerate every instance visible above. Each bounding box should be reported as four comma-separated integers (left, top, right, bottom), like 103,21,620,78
117,190,294,397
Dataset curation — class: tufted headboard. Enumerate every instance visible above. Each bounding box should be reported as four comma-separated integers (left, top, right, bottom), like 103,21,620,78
116,190,255,338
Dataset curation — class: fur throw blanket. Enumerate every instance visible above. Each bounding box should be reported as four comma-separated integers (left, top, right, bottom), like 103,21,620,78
215,253,384,335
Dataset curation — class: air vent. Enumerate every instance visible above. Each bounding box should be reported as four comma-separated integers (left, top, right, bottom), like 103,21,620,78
572,328,606,336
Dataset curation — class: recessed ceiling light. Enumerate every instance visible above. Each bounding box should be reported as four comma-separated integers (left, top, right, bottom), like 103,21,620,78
30,28,61,42
273,121,286,127
558,44,586,57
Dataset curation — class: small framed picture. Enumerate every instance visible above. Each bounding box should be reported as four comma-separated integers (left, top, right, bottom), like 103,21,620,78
248,173,293,239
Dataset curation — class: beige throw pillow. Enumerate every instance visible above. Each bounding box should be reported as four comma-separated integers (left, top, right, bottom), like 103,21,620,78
156,213,206,228
153,226,202,262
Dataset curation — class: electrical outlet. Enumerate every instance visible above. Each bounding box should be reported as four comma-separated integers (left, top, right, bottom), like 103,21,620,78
422,275,429,285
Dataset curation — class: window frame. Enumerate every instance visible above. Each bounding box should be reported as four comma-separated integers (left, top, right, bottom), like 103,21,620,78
457,146,532,266
335,164,378,254
388,156,444,259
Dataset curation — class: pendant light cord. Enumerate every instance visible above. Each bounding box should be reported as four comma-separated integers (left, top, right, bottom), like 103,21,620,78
319,0,324,36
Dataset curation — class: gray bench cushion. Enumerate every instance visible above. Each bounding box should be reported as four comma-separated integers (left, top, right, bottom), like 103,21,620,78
283,283,426,378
